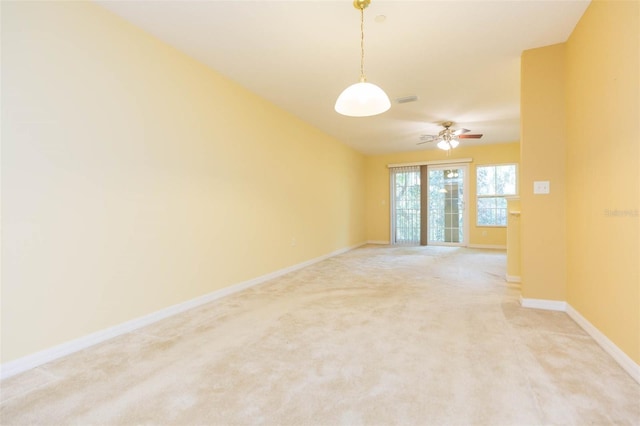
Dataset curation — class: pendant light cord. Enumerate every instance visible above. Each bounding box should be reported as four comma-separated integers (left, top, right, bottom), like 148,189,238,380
360,6,365,81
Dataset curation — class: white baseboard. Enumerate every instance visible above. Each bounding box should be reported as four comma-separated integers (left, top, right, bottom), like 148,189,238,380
566,304,640,384
519,296,567,311
467,244,507,250
366,240,390,245
505,274,521,283
0,242,366,380
519,296,640,384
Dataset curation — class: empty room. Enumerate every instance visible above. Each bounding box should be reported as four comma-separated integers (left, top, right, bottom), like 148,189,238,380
1,0,638,424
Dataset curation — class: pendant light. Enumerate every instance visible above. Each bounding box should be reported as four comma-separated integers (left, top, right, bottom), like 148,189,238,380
335,0,390,117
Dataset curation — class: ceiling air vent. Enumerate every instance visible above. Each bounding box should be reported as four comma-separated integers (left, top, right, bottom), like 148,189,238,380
396,95,418,104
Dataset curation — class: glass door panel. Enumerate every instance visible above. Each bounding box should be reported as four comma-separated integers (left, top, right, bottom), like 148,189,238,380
391,167,421,244
427,166,467,246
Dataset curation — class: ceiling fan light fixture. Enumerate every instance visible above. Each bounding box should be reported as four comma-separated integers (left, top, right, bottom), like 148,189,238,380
335,0,390,117
419,122,483,149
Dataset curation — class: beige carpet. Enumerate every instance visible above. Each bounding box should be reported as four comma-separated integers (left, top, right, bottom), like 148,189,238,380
1,245,639,425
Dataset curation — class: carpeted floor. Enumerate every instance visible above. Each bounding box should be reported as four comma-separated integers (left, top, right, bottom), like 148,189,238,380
1,245,639,425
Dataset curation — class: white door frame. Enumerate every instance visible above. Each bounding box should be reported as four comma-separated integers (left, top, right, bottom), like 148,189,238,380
426,164,469,247
389,166,421,245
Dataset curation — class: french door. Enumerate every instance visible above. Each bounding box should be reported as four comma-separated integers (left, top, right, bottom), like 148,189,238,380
390,164,468,246
390,166,421,244
427,165,468,246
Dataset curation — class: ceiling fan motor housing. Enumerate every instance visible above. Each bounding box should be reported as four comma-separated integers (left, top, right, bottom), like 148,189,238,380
418,121,483,147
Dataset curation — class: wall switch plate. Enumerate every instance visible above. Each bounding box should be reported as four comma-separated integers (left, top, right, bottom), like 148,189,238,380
533,181,550,194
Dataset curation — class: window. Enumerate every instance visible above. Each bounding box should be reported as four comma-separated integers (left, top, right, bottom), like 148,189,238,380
476,164,517,226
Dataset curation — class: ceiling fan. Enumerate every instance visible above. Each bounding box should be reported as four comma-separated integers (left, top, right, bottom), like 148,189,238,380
417,121,483,150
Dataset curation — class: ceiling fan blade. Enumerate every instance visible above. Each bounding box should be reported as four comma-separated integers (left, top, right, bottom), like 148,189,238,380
417,135,438,145
458,134,483,139
453,128,470,135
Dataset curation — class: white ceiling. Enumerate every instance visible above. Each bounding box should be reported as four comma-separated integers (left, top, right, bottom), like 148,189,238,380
96,0,590,155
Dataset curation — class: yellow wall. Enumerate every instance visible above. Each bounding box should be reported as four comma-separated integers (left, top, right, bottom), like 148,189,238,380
520,0,639,364
1,2,365,363
365,143,520,245
520,44,567,302
565,0,639,364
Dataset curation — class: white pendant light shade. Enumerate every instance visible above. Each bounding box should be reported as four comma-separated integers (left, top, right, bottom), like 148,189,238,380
335,80,391,117
335,0,390,118
450,139,459,148
437,140,450,150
